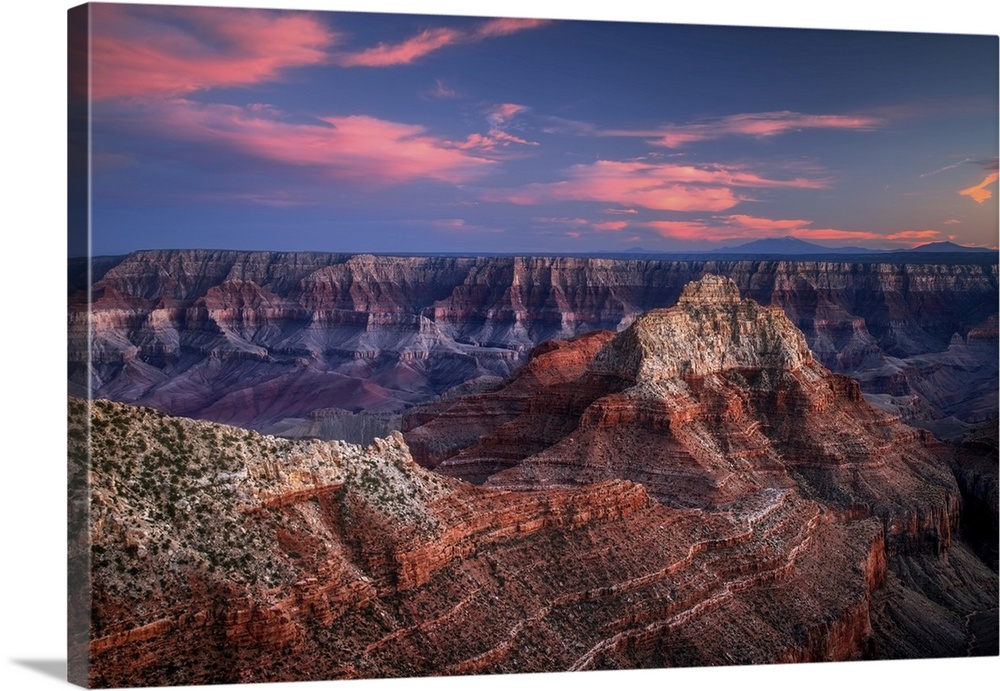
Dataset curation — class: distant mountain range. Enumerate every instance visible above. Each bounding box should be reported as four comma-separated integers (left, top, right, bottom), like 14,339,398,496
712,236,879,255
710,236,996,256
903,241,997,254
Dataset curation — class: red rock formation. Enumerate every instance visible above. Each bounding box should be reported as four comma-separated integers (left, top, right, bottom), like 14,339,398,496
72,276,997,687
403,275,996,659
68,250,998,436
71,393,937,687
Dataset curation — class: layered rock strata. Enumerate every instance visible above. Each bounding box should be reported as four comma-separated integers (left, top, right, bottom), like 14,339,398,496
404,275,997,657
68,250,998,437
74,276,997,687
74,397,891,686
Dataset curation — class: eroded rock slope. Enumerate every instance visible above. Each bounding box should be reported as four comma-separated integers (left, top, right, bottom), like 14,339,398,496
72,276,997,686
68,250,998,436
405,275,998,657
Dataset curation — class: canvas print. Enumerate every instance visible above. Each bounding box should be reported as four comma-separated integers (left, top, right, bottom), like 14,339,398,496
67,2,999,688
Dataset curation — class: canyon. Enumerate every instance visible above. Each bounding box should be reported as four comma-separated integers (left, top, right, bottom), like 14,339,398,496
70,275,998,687
68,250,998,441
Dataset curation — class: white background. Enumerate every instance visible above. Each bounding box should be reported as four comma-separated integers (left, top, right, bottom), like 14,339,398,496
1,1,997,690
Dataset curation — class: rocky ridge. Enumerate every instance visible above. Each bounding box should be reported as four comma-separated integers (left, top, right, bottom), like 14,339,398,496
72,397,893,685
404,275,997,656
68,250,998,438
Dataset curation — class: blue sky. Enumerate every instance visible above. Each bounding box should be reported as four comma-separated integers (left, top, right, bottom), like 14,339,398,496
75,2,998,256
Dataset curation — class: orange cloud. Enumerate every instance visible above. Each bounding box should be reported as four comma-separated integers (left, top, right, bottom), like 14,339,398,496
723,214,813,231
643,221,718,241
593,221,629,232
485,160,825,212
602,111,881,148
335,17,549,67
959,172,999,203
134,100,495,185
640,216,942,245
90,4,335,100
488,103,528,124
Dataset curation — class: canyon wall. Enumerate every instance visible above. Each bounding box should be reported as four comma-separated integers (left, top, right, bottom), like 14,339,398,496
72,275,998,686
72,397,947,687
68,250,998,436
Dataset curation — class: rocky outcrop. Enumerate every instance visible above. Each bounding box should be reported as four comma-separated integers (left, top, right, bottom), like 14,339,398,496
69,250,998,438
404,275,997,658
73,397,897,686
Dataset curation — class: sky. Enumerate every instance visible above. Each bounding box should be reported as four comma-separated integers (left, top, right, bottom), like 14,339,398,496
72,2,999,256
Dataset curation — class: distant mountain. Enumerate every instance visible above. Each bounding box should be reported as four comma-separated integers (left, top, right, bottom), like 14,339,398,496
712,236,880,255
904,241,997,253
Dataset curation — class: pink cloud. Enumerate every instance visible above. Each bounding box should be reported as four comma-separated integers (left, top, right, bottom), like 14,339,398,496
90,4,335,100
336,27,461,67
959,172,999,203
488,103,528,125
446,103,537,152
531,217,629,234
533,217,590,226
723,214,813,231
485,160,825,212
602,111,881,148
641,216,942,246
132,100,495,185
335,17,548,67
445,130,536,153
426,78,459,99
643,221,719,241
475,18,551,38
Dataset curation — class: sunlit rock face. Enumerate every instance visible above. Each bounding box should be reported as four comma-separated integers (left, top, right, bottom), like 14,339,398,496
403,275,997,664
69,250,997,439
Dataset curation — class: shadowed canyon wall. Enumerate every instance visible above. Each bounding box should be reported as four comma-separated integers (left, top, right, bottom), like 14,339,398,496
69,250,998,439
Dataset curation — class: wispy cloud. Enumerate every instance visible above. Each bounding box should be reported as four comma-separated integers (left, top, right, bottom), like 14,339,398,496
640,214,941,245
335,27,462,67
600,111,881,148
90,4,335,100
533,216,629,233
335,17,549,67
120,100,495,185
425,78,460,99
474,17,550,38
919,158,972,178
484,159,827,212
959,172,999,203
446,103,537,152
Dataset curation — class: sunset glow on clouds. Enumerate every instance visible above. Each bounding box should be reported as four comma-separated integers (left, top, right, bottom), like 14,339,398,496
641,216,943,243
959,172,1000,204
80,6,998,255
333,17,548,67
89,4,335,100
603,111,882,148
485,160,827,212
124,100,496,184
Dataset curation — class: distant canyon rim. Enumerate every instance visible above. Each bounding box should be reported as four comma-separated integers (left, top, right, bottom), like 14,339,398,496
69,249,998,444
